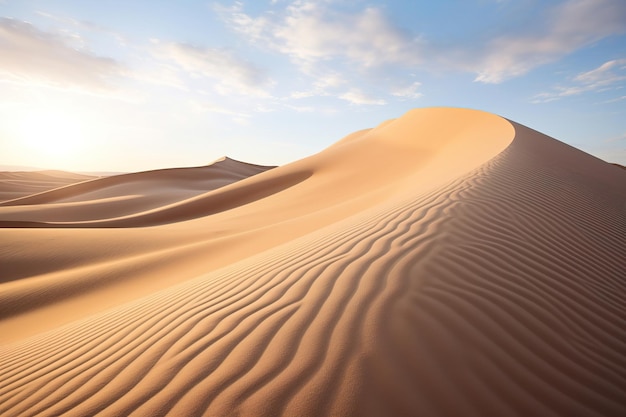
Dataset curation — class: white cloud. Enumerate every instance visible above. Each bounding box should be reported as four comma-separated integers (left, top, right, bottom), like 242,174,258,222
0,18,123,91
216,2,422,103
277,4,419,67
216,0,626,103
390,81,422,99
602,95,626,104
474,0,626,83
35,10,128,46
289,70,346,99
339,89,386,105
575,59,626,86
131,63,188,91
284,104,316,112
217,2,421,69
153,40,272,96
532,58,626,103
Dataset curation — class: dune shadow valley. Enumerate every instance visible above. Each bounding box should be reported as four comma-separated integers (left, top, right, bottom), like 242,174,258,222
1,107,625,417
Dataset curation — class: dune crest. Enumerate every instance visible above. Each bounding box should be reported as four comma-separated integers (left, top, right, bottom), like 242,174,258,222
1,108,624,416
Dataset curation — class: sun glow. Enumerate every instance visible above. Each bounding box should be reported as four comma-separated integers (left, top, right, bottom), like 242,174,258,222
15,109,86,164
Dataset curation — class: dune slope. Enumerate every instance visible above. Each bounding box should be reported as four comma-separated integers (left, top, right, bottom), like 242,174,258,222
0,157,273,223
0,170,95,203
0,108,624,416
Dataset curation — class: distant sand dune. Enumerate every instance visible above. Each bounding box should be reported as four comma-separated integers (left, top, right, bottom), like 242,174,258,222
0,170,95,203
0,157,272,223
0,108,624,416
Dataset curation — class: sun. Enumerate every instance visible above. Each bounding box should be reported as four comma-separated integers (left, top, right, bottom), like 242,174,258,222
16,109,86,163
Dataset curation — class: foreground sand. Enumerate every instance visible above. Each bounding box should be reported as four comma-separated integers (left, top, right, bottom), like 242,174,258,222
1,108,624,416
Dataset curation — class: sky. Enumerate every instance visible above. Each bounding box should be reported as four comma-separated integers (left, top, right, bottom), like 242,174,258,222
1,0,625,172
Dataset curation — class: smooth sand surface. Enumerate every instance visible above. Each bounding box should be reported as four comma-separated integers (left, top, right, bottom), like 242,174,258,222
0,108,624,416
0,158,272,223
0,170,95,203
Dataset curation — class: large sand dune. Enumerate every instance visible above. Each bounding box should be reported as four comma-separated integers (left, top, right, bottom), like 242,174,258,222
1,107,624,416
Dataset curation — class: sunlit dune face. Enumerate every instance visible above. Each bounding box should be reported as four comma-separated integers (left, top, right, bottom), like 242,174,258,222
16,109,86,163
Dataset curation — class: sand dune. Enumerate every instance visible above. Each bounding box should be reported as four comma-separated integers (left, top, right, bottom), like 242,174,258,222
0,108,624,416
0,170,95,203
0,157,272,223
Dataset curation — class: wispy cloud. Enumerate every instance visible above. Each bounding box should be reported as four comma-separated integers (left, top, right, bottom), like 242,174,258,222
473,0,626,83
217,0,626,102
339,89,386,105
288,71,346,99
152,40,273,96
218,1,421,68
575,59,626,86
390,81,423,99
216,1,421,103
0,17,123,91
602,95,626,104
35,10,128,46
532,58,626,103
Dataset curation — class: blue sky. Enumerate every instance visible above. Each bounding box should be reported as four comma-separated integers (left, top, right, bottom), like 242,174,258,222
1,0,625,171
